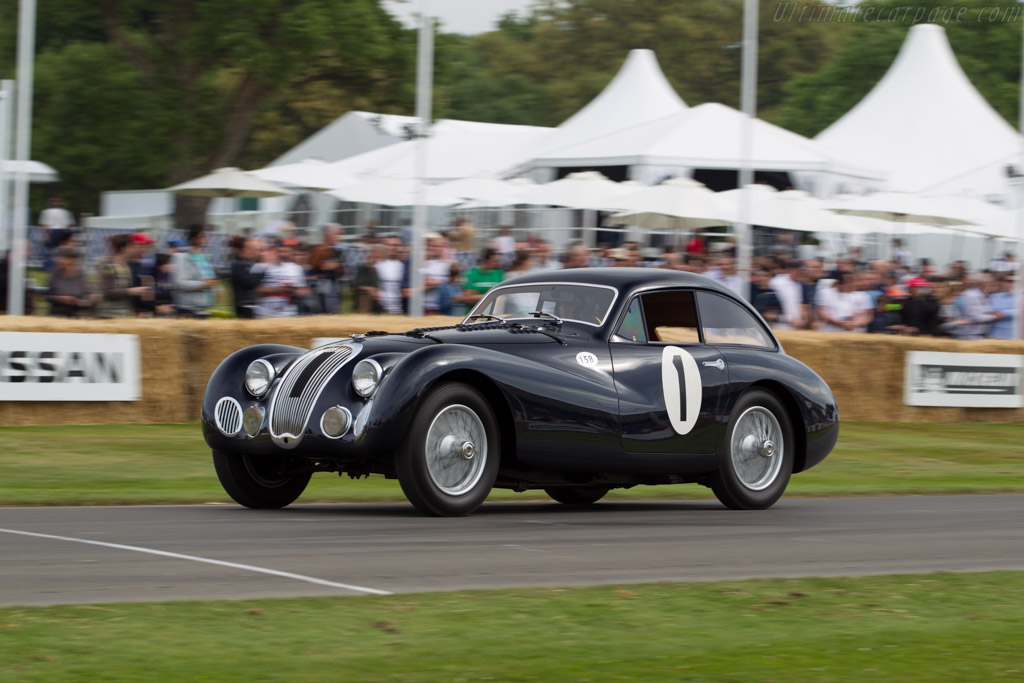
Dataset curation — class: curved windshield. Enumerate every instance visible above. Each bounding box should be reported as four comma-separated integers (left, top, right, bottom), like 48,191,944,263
467,283,617,327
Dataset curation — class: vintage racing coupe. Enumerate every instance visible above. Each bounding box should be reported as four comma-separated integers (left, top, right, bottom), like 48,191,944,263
203,268,838,516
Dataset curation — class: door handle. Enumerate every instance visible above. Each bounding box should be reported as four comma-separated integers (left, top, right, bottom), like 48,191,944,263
702,359,725,370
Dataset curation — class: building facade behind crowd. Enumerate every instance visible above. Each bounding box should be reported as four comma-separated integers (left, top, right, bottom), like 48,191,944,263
14,211,1021,340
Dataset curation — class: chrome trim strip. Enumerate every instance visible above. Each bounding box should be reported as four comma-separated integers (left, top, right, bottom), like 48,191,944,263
267,343,361,447
215,396,243,436
464,281,620,328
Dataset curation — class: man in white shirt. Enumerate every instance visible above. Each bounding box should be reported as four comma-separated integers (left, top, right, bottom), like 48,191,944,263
421,237,452,315
375,237,406,314
816,271,872,332
770,260,806,330
252,241,309,318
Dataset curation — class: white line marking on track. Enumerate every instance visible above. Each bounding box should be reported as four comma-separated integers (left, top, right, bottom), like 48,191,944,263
0,527,391,596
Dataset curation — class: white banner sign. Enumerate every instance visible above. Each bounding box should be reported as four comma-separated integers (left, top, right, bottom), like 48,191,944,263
904,351,1023,408
0,332,141,401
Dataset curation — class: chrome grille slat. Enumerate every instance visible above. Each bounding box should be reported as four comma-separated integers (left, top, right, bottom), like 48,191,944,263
215,397,242,436
269,345,355,441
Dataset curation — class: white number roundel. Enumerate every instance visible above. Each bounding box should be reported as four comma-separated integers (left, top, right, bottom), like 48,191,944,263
661,346,702,436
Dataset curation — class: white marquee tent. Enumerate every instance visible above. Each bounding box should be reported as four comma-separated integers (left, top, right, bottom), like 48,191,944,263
814,23,1024,201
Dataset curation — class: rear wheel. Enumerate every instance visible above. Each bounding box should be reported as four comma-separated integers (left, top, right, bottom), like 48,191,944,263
396,383,500,516
710,390,794,510
212,451,311,509
544,487,610,505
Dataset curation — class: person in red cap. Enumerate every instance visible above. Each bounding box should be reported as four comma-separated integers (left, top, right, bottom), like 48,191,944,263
898,276,939,335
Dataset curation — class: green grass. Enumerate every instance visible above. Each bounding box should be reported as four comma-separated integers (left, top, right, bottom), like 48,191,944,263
0,422,1022,506
2,572,1022,681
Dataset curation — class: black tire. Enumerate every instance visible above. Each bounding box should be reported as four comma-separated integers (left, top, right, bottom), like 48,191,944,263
710,390,794,510
212,451,312,509
544,487,610,505
396,383,500,516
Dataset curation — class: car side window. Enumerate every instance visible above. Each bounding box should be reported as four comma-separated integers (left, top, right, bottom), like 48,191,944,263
696,291,775,349
641,290,701,344
615,297,647,343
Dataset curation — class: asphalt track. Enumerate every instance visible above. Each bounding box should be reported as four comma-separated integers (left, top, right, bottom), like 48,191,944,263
2,494,1023,606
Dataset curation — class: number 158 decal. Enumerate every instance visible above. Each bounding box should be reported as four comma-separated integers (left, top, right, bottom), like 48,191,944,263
661,346,702,435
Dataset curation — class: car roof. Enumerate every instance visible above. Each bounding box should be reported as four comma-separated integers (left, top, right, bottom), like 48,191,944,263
501,267,738,299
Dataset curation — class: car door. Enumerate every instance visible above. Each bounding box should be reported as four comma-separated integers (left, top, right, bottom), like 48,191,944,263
610,289,730,463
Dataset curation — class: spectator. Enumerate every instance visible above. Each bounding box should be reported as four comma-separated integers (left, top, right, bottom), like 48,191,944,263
503,249,534,280
891,238,913,268
988,275,1017,339
492,225,517,269
353,245,383,314
45,246,94,317
528,239,563,273
953,274,998,340
449,216,478,254
252,240,310,318
308,225,345,314
987,251,1019,274
816,271,872,332
127,233,157,316
898,277,939,336
171,225,219,318
750,267,781,326
229,236,264,319
769,260,805,330
97,234,148,318
461,247,504,308
374,237,406,314
421,236,453,315
867,294,901,334
39,197,75,262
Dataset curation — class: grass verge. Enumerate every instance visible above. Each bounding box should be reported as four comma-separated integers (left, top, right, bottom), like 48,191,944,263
0,422,1021,506
2,572,1022,681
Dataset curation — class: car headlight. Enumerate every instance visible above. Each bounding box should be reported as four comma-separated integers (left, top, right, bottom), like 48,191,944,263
245,359,276,398
352,359,382,398
320,406,352,438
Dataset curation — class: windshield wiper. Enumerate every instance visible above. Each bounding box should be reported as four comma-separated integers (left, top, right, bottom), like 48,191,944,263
528,310,563,325
512,322,566,346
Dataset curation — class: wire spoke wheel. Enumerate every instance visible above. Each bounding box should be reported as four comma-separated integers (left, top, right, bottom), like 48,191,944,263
425,405,488,496
730,406,784,491
711,390,793,510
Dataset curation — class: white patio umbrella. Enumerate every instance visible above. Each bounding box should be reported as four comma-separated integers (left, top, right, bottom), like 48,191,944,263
824,191,980,230
718,185,867,234
249,159,353,191
166,166,294,198
606,177,732,230
511,170,635,210
434,176,534,206
326,174,463,207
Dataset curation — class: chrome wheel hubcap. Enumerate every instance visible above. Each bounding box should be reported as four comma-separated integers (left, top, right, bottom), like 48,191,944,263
425,405,487,496
730,406,784,491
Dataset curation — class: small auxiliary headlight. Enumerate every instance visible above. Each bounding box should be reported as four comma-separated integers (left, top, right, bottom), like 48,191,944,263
352,359,382,398
245,359,275,397
320,406,352,439
242,406,265,436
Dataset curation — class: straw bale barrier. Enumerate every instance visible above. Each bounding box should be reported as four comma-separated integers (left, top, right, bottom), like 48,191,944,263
1,316,1022,426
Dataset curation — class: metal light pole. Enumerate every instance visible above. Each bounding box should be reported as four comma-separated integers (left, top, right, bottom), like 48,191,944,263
408,3,434,318
1014,12,1024,339
0,80,13,254
8,0,36,315
736,0,758,301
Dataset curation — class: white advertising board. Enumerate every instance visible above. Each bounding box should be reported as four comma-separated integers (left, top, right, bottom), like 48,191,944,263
904,351,1023,408
0,332,141,401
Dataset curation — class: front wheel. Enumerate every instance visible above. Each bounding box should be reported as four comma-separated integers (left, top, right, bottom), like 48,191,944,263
544,487,610,505
396,383,500,516
710,390,794,510
213,451,311,509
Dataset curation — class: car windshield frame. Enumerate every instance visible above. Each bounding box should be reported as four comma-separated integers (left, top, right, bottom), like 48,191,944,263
464,282,619,328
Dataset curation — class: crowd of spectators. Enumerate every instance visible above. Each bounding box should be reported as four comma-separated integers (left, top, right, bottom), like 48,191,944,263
3,211,1021,340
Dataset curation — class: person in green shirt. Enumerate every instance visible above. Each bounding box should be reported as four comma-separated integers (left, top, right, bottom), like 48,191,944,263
461,247,504,309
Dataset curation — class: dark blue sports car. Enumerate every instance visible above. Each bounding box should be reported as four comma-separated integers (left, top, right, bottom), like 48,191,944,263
203,268,838,516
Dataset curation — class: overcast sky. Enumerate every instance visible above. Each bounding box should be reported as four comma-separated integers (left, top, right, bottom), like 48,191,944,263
382,0,538,35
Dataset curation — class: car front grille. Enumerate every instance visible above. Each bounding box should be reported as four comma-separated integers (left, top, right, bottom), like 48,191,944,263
269,345,355,440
